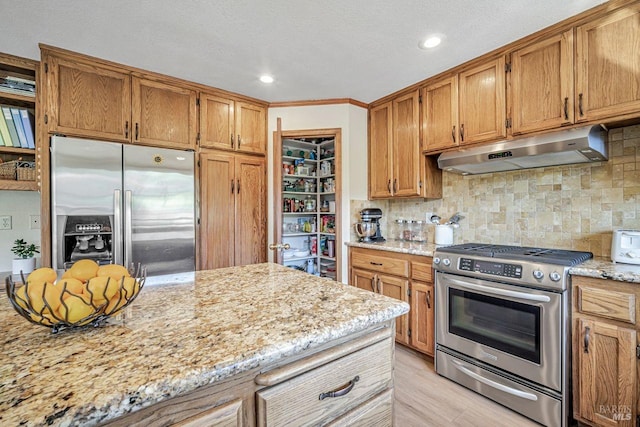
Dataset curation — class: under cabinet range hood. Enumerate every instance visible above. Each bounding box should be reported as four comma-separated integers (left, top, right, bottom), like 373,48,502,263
437,125,608,175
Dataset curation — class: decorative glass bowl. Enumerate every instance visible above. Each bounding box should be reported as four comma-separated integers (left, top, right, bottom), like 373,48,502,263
5,264,146,334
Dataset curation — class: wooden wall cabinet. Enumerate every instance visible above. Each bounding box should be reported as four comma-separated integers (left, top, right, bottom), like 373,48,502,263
511,30,574,135
369,91,441,200
575,3,640,123
422,75,458,152
41,47,197,150
199,151,266,269
349,246,434,356
572,276,639,427
200,92,266,155
131,76,196,150
458,56,507,145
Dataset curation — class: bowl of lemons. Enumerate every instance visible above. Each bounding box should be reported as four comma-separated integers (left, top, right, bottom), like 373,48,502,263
5,260,146,333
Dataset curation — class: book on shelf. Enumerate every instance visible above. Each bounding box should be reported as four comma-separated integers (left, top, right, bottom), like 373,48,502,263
0,108,13,146
19,109,35,149
10,107,29,148
0,127,4,146
1,106,20,147
0,76,35,97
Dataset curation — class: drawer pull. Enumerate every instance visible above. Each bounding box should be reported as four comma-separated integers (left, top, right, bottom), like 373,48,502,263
319,375,359,400
370,262,383,266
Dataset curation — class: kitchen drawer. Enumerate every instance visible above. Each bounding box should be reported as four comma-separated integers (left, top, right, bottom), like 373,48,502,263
350,248,409,277
325,388,393,427
411,259,433,282
256,338,393,426
577,286,636,324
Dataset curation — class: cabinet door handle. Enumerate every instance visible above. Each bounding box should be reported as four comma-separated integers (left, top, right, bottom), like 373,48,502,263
231,179,235,194
584,326,590,353
563,97,569,120
319,376,359,400
376,277,382,293
135,123,139,141
578,93,584,117
231,133,235,149
426,290,431,309
451,125,456,142
125,121,129,138
237,134,241,148
460,124,464,142
393,179,398,193
370,262,383,266
387,180,391,193
236,179,240,194
371,275,377,292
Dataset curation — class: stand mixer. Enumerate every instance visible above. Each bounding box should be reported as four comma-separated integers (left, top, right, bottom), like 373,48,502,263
355,208,386,242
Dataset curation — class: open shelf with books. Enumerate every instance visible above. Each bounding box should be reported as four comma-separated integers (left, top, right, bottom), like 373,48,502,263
0,52,38,191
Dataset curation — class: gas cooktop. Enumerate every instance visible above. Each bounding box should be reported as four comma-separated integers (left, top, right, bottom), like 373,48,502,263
435,243,593,266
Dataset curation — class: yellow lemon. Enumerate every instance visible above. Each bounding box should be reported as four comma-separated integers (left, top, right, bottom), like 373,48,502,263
69,259,100,282
25,281,62,313
56,277,86,297
105,290,127,315
26,267,57,285
96,264,130,280
85,276,119,302
13,286,29,311
61,270,74,279
57,293,95,324
121,277,140,298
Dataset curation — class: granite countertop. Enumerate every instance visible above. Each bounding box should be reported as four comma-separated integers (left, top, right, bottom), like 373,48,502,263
346,239,440,257
346,240,640,284
568,258,640,283
0,263,409,427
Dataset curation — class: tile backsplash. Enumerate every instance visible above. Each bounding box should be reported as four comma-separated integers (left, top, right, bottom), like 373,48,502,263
352,124,640,258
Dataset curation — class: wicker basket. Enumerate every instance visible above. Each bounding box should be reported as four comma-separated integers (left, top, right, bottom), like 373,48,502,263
0,160,35,181
0,160,18,180
17,161,36,181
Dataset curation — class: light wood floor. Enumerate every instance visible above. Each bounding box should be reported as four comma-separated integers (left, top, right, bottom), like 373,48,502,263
394,345,541,427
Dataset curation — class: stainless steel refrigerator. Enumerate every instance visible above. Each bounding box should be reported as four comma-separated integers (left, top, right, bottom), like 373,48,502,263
51,136,195,278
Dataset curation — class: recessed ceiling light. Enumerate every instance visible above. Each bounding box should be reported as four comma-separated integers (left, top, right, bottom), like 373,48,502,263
419,35,442,49
259,75,274,84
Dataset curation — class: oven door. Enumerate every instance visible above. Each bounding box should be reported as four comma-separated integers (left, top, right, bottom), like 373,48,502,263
436,271,563,391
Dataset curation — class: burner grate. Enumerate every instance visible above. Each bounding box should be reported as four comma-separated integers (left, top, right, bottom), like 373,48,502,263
437,243,592,266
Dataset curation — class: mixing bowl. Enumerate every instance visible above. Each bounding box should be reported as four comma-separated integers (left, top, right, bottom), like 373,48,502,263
354,222,377,239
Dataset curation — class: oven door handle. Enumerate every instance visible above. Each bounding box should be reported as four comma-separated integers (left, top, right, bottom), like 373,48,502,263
452,360,538,401
445,278,551,303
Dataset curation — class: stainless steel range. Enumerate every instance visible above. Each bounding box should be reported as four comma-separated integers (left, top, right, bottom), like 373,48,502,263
433,243,592,427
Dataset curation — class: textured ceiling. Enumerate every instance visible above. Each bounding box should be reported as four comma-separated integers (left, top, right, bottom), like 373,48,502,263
1,0,607,104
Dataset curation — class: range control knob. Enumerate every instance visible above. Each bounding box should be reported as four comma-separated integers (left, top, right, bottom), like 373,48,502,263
533,270,544,280
549,272,562,282
442,258,451,267
433,257,441,265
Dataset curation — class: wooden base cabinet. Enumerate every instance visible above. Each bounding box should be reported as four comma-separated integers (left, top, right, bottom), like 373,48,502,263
199,151,266,269
349,246,434,356
572,276,640,427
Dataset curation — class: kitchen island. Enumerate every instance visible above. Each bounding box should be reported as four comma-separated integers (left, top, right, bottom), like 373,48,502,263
0,263,408,427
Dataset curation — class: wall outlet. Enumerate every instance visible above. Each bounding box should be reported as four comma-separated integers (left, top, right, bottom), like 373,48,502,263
0,215,12,230
30,215,40,229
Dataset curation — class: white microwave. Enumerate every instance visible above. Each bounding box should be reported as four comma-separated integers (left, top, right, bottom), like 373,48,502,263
611,229,640,265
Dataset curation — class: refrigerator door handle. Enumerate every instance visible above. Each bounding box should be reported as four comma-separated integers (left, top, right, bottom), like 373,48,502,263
124,190,133,268
113,190,123,265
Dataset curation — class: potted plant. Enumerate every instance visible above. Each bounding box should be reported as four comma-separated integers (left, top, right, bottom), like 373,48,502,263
11,238,39,275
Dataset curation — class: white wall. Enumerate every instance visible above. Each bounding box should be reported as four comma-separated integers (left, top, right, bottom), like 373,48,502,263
0,191,41,272
267,104,368,283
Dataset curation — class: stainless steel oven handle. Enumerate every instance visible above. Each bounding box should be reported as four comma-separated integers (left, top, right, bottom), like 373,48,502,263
445,277,551,303
452,360,538,401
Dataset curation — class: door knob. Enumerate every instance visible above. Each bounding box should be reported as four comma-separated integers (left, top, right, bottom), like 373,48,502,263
269,243,291,251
